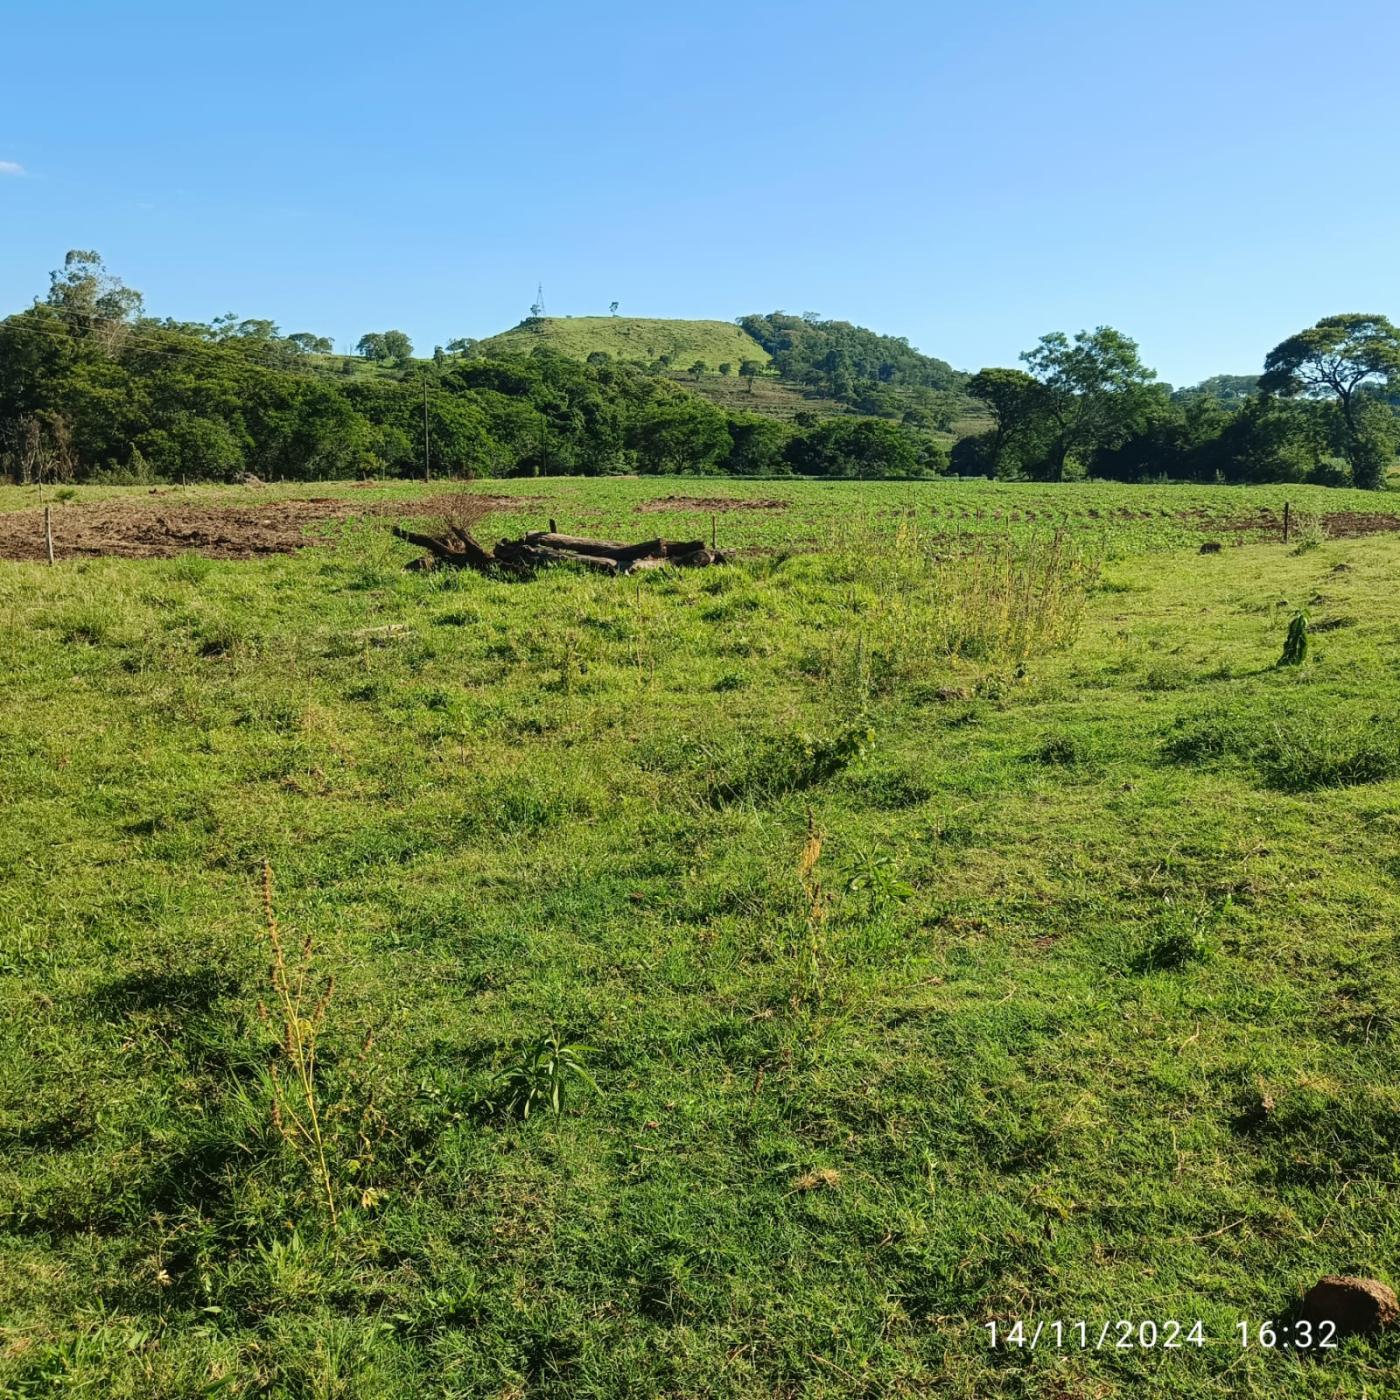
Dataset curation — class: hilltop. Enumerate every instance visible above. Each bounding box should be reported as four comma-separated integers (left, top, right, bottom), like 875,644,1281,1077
478,312,978,430
478,316,770,369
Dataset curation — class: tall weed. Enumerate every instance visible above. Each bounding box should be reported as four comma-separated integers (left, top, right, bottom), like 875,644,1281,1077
824,522,1097,701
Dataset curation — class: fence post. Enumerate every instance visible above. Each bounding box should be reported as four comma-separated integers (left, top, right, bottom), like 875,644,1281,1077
44,505,54,565
1283,501,1291,544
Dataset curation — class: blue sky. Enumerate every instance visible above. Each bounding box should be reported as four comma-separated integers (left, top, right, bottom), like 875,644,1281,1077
3,0,1397,386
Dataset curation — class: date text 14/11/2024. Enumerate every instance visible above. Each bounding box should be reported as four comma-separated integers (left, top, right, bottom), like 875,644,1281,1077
984,1319,1340,1350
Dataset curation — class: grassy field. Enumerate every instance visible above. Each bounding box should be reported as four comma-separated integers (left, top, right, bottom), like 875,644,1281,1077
478,317,770,369
3,478,1400,1397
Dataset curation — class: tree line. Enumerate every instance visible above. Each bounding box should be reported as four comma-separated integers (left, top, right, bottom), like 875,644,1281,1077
958,318,1400,488
0,254,947,484
2,252,1395,487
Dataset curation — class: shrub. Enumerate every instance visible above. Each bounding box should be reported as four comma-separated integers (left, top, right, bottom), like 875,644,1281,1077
1277,611,1309,666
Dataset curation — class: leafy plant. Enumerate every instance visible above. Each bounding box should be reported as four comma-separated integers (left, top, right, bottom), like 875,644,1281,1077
1277,609,1309,667
791,724,874,785
1289,513,1324,553
844,846,914,911
709,722,875,804
495,1031,599,1121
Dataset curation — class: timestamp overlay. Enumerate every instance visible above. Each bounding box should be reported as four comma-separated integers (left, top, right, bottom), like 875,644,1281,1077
983,1318,1340,1352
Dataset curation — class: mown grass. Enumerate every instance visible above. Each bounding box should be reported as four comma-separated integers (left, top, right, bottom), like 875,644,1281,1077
1,480,1399,1397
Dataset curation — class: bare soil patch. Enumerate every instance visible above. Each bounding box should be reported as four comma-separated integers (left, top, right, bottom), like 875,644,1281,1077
0,492,534,563
635,494,788,513
1209,507,1400,539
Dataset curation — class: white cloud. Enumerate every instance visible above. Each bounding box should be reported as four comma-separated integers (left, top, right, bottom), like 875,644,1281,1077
0,161,25,176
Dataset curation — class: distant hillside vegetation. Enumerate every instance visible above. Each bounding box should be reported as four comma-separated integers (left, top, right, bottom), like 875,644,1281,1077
479,317,770,370
671,370,854,422
739,312,965,395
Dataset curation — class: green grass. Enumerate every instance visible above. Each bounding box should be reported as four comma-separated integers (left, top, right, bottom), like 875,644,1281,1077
478,316,772,369
2,478,1400,1396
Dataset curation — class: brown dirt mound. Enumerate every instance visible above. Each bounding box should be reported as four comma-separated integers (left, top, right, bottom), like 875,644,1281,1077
0,492,534,563
635,495,788,513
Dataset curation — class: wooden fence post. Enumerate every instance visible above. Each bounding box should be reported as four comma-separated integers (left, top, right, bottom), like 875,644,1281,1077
1283,501,1291,544
44,505,55,565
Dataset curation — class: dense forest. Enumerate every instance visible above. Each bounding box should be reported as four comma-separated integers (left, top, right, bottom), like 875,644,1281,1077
737,311,968,424
1,252,1396,486
0,255,946,484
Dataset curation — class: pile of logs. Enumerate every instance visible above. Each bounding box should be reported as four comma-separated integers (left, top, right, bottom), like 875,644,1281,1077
394,523,724,576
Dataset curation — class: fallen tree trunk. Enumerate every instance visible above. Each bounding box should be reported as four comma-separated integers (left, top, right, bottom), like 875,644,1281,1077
395,519,724,576
393,524,497,571
495,539,620,574
522,531,706,563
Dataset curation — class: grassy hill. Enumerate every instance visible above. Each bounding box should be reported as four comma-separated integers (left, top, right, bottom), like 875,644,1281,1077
479,316,771,369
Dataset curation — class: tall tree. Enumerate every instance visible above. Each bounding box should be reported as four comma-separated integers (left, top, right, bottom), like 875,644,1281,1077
45,250,143,350
288,332,334,355
1019,327,1158,480
357,330,414,364
381,330,413,363
966,367,1046,476
1260,314,1400,488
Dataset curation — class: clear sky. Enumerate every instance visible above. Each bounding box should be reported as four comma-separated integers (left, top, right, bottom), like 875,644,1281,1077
4,0,1397,386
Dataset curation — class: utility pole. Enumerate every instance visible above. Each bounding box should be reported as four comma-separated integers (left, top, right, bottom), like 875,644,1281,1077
422,373,431,483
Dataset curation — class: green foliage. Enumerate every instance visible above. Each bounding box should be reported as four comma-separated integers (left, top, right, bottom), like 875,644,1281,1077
1133,901,1220,972
791,723,876,784
964,366,1050,478
843,846,914,909
786,416,938,478
1032,731,1089,765
1016,326,1160,480
1165,696,1400,791
493,1031,599,1121
0,262,941,484
1277,610,1309,667
739,311,963,397
1261,314,1400,489
1172,373,1259,408
357,329,414,363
